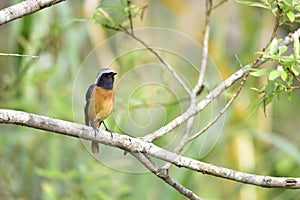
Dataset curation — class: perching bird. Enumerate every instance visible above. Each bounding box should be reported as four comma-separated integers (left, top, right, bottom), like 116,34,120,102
84,68,117,154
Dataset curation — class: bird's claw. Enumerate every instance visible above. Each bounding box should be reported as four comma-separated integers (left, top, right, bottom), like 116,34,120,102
105,128,113,138
92,126,99,137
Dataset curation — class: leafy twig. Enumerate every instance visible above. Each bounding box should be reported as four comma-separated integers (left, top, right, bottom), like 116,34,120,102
126,0,134,34
253,2,281,66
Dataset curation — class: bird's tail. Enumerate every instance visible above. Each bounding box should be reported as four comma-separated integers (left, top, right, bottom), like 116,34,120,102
91,141,99,154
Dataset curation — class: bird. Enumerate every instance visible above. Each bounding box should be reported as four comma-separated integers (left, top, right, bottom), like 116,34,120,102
84,68,117,154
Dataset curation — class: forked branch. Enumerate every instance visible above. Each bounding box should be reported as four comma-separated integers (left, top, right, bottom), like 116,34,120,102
1,109,300,189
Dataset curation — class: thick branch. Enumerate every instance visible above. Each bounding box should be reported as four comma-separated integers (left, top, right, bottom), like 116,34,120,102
0,0,65,26
1,109,300,189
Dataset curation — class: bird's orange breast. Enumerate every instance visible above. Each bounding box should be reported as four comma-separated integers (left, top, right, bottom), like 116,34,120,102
88,86,114,124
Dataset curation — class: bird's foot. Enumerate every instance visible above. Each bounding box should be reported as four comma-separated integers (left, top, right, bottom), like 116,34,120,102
92,126,99,137
102,121,113,138
105,128,113,139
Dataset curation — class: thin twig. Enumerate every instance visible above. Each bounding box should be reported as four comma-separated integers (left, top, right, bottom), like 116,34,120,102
126,0,134,34
287,67,300,83
256,8,281,117
287,85,300,90
253,3,281,66
103,24,123,32
120,26,192,94
163,116,194,170
192,0,212,98
132,153,203,200
124,26,191,94
104,19,192,94
104,23,191,94
0,53,39,59
140,4,148,20
2,38,47,92
212,0,228,10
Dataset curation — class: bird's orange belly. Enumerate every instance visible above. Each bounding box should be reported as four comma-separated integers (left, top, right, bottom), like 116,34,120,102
88,86,113,124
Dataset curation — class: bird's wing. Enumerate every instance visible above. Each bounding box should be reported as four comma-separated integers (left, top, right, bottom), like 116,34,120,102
84,84,95,125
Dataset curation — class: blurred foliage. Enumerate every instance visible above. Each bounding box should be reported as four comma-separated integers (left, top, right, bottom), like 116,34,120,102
0,0,300,200
93,0,144,29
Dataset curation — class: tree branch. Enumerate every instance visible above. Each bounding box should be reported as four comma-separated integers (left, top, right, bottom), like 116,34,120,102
132,153,203,200
188,66,247,142
0,52,39,59
142,27,300,142
191,0,212,97
1,109,300,189
0,0,65,26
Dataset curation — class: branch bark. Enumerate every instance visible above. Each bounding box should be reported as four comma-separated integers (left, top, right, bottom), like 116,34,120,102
1,109,300,189
132,153,203,200
0,0,65,26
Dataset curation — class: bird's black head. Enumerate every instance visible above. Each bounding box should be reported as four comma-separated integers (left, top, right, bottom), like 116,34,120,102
95,68,117,90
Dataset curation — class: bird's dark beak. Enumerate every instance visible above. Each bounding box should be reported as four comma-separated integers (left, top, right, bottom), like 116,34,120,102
113,72,117,76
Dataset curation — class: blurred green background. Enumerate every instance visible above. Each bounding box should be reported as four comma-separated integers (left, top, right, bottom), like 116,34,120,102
1,0,300,199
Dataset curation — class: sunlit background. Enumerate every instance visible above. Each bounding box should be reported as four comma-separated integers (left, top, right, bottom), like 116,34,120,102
0,0,300,199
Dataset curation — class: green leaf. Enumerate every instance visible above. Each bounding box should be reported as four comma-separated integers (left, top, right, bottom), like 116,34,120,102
287,89,293,100
254,51,265,55
268,70,281,80
250,87,260,92
292,65,300,76
235,0,270,9
249,68,272,77
281,0,292,7
295,5,300,11
93,8,114,26
281,70,288,81
278,45,288,55
269,38,278,55
286,11,295,22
